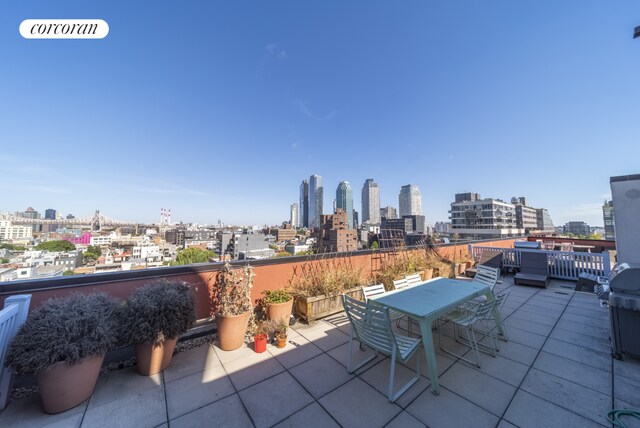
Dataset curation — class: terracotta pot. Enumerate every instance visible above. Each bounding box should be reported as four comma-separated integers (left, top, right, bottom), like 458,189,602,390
134,337,178,376
422,268,434,281
216,311,250,351
254,334,268,353
36,354,104,414
267,298,293,324
457,263,465,275
276,335,287,348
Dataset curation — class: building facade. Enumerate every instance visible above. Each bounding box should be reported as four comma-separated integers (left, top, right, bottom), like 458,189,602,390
316,209,357,253
399,185,423,217
44,209,57,220
299,180,309,228
308,175,323,229
511,197,539,233
380,205,398,220
450,193,523,239
536,208,555,233
603,200,615,239
361,179,380,225
335,181,354,229
290,203,299,228
0,220,32,241
563,221,590,236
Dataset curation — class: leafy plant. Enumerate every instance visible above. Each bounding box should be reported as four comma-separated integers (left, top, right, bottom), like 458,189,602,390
212,262,254,316
275,319,288,339
171,247,217,266
262,289,292,304
118,279,196,346
5,293,120,375
35,240,76,252
289,255,364,297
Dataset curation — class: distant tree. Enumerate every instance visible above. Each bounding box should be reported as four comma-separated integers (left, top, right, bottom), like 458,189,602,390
35,240,76,252
370,241,379,250
587,233,603,240
63,270,75,276
1,257,9,264
0,243,26,251
171,248,217,266
84,245,102,260
275,252,291,257
296,250,314,256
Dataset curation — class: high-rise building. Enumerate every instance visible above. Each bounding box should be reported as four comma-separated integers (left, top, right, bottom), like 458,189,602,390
380,206,398,220
316,209,358,252
45,209,57,220
511,197,538,233
563,221,590,236
309,175,323,229
399,185,422,217
361,179,380,225
455,193,481,203
299,180,309,228
603,200,615,239
335,181,354,229
290,203,299,228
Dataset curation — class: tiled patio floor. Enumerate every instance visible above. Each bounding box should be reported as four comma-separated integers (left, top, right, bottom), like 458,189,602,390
2,277,640,428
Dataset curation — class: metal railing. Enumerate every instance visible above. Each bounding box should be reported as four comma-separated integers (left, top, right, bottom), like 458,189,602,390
469,246,611,281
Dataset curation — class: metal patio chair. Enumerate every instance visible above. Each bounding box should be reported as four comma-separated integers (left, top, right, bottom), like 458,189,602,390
342,294,422,402
438,299,497,367
404,273,422,287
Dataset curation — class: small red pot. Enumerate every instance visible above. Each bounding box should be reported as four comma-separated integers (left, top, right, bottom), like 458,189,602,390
254,334,268,353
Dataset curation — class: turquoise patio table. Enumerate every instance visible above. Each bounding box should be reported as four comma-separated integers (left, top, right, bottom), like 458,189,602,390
370,277,505,395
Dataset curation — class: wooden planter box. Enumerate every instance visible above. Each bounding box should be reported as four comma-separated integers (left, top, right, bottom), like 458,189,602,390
294,287,363,324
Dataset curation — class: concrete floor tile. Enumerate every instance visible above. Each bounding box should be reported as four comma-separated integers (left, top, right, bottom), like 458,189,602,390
289,353,354,398
294,321,350,351
615,373,640,408
169,394,252,428
406,386,499,428
504,326,547,349
163,344,221,383
520,368,611,425
505,316,554,336
385,410,426,428
533,351,611,394
212,343,256,364
615,356,640,383
549,327,611,353
555,318,610,340
439,362,516,416
0,394,86,428
224,351,285,391
483,337,539,366
238,371,314,428
465,351,529,387
326,339,385,369
503,390,604,428
496,420,518,428
542,337,611,370
319,378,401,428
165,364,235,420
357,356,430,407
267,333,324,369
89,367,162,409
82,385,166,428
272,402,340,428
613,400,640,428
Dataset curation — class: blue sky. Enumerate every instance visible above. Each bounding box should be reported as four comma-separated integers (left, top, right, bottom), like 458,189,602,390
1,1,640,227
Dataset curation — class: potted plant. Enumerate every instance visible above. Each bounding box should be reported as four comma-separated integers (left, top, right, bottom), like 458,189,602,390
5,293,119,414
252,320,277,353
261,289,293,324
213,262,254,351
289,256,364,323
275,319,288,349
118,279,196,376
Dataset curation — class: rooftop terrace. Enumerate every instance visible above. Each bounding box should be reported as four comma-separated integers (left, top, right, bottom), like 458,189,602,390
1,276,638,428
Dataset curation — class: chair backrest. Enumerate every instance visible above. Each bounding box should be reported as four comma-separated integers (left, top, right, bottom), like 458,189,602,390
361,284,386,302
404,273,422,286
392,278,409,290
472,298,496,321
478,250,503,269
342,294,395,355
520,251,549,275
493,290,510,311
543,241,555,251
560,242,573,252
473,265,500,289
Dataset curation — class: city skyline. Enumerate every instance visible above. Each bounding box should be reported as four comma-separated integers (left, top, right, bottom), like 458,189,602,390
2,2,639,226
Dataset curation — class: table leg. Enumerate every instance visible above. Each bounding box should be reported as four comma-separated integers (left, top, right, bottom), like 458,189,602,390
419,318,440,395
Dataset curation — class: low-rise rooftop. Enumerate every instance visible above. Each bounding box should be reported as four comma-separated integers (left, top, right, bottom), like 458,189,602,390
1,276,638,428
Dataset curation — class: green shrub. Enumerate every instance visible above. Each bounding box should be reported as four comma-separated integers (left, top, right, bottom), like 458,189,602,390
5,293,120,375
262,289,292,304
118,279,196,346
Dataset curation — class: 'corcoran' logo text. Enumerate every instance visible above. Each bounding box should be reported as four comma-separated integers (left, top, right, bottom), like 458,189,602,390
20,19,109,39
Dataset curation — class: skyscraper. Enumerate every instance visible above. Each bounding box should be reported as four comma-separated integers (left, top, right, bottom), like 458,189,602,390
299,180,309,227
399,185,423,217
309,175,323,229
290,203,299,228
603,200,615,239
45,209,57,220
361,179,380,225
336,181,354,229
